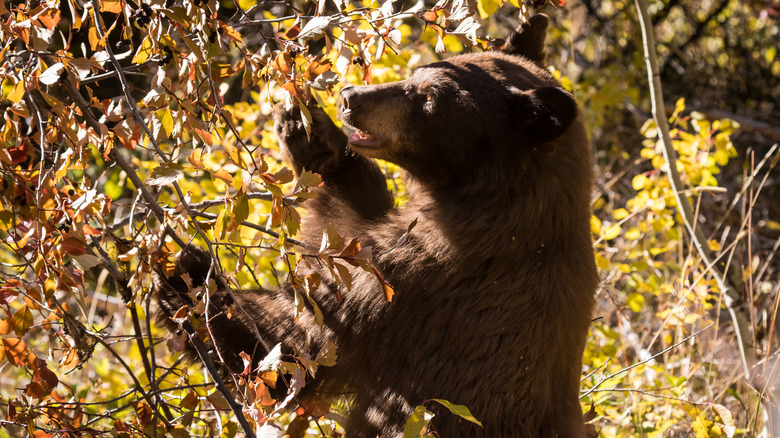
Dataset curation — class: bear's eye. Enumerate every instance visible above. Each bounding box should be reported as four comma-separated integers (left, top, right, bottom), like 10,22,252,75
423,93,435,112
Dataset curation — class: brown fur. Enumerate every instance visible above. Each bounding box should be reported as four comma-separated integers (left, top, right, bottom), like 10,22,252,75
157,14,597,437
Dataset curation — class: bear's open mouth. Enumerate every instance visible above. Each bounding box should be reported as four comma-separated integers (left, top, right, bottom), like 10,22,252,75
348,129,377,147
342,118,384,150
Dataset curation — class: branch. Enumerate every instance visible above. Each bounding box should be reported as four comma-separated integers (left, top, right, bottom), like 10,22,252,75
633,0,756,378
192,210,306,248
179,320,257,438
581,323,714,398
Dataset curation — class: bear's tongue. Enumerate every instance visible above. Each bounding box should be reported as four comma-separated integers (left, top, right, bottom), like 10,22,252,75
348,130,379,148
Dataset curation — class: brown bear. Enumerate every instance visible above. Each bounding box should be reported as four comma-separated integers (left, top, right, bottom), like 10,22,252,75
157,14,597,438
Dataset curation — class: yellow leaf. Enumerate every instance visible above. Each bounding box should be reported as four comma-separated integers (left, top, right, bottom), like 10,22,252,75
627,293,645,312
590,215,601,234
613,208,629,220
159,108,173,137
8,80,24,103
595,253,609,270
131,36,153,64
188,149,205,169
88,24,103,50
477,0,499,19
602,224,621,241
693,413,711,438
632,174,648,191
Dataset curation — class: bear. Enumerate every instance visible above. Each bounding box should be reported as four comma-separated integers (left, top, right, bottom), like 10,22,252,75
156,13,598,438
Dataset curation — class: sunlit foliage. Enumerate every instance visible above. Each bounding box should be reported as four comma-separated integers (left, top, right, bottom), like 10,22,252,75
0,0,778,436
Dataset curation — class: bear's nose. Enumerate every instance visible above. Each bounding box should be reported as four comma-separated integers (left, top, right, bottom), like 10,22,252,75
341,86,356,110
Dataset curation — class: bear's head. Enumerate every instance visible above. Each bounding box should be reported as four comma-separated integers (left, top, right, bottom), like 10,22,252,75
339,14,578,185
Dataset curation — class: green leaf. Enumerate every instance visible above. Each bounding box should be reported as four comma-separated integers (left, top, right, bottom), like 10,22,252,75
403,405,434,438
233,195,249,227
146,162,183,186
431,399,482,427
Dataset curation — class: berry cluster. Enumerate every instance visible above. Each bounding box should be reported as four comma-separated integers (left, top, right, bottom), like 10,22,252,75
158,46,174,65
134,3,154,27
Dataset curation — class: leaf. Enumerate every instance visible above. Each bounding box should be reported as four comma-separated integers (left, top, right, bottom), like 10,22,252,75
100,0,122,13
12,305,33,336
712,404,736,437
188,149,206,169
374,268,395,302
212,168,233,184
7,79,25,103
258,343,284,372
117,247,138,262
451,16,480,46
210,62,241,81
692,413,711,438
450,0,477,21
626,293,645,312
146,162,183,186
270,51,293,75
403,405,434,437
298,99,313,138
602,224,621,241
214,208,229,239
431,399,482,426
298,16,331,41
477,0,498,20
3,337,31,367
159,108,174,137
39,62,65,85
632,174,648,190
36,8,61,30
131,36,153,64
334,262,352,291
61,236,86,255
205,391,231,410
314,340,338,367
257,423,284,438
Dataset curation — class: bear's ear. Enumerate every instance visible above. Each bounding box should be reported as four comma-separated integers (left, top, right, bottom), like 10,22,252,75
510,86,578,143
499,14,549,64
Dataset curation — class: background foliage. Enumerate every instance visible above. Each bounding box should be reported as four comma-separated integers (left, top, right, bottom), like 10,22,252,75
0,0,779,436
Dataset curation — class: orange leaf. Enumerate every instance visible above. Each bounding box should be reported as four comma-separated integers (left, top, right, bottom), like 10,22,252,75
0,319,10,335
61,236,86,255
99,0,122,13
36,8,61,29
270,51,293,75
171,305,188,324
3,337,31,367
211,168,233,184
339,239,361,258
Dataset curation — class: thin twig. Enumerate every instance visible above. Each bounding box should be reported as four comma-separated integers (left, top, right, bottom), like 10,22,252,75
580,323,714,398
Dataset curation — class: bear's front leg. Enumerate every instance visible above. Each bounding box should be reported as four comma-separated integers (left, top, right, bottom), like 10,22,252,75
274,103,393,221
